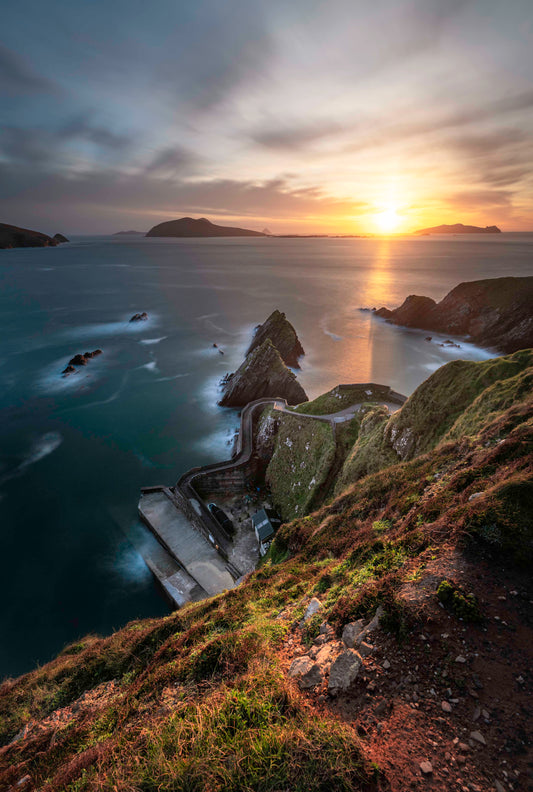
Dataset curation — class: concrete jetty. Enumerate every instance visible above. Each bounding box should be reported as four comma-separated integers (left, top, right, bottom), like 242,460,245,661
139,385,407,610
139,488,235,598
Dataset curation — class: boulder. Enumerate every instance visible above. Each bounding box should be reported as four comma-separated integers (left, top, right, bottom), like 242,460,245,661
246,309,305,368
342,619,365,648
288,656,322,689
130,312,148,322
328,649,362,693
302,597,322,623
218,340,308,408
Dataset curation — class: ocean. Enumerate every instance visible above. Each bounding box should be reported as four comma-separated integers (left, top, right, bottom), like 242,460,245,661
1,232,532,677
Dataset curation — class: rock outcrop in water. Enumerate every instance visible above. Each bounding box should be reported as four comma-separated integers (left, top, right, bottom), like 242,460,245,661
62,349,102,375
0,223,65,249
145,217,265,238
375,276,533,353
53,233,69,244
219,340,308,407
246,310,305,368
130,312,148,322
414,223,501,235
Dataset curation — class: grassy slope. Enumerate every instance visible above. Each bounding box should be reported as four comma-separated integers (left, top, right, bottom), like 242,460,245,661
264,410,336,519
1,354,532,792
336,350,533,492
293,384,397,416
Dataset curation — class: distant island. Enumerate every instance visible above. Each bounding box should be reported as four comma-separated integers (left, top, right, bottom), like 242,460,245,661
0,223,68,249
145,217,266,238
414,223,501,235
113,230,145,236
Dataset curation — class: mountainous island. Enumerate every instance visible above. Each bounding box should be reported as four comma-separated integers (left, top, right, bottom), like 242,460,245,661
112,230,145,236
146,217,266,238
414,223,501,235
375,276,533,352
1,281,531,792
0,223,68,249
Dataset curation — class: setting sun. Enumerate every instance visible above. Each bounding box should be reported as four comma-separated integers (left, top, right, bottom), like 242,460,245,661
375,206,401,233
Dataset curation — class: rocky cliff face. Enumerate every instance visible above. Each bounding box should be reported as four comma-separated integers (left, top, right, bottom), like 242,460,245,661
0,223,62,249
246,310,305,368
219,340,308,407
375,276,533,353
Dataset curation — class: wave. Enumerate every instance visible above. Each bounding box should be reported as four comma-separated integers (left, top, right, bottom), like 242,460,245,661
153,372,190,383
320,316,343,341
65,315,158,340
19,432,63,470
139,337,167,345
141,361,159,372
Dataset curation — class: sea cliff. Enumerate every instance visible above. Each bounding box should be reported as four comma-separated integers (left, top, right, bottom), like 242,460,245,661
1,350,531,792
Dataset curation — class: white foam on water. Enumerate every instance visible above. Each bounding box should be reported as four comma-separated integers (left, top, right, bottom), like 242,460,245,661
65,314,158,341
320,316,343,341
153,372,190,383
36,356,104,394
139,337,167,345
109,545,152,585
19,432,63,470
141,361,159,372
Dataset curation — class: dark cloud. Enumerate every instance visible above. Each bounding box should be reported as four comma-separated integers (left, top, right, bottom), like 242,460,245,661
145,146,199,176
250,122,342,150
0,44,56,95
58,117,131,150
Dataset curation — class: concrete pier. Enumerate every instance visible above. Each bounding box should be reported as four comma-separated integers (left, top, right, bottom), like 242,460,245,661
139,489,235,596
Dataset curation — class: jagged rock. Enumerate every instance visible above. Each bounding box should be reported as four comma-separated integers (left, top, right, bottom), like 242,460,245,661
328,649,362,693
470,731,486,745
288,656,322,688
355,606,384,646
218,340,308,407
65,350,103,372
342,620,365,648
246,309,305,368
375,277,533,354
130,312,148,322
319,621,334,637
419,761,433,775
69,353,88,366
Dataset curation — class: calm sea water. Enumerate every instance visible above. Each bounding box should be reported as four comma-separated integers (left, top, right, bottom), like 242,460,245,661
1,233,532,677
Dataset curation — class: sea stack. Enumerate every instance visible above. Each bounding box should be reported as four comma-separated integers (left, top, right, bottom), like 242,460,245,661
246,309,305,368
219,340,308,407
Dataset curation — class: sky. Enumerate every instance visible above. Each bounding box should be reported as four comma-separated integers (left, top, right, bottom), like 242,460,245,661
1,0,533,234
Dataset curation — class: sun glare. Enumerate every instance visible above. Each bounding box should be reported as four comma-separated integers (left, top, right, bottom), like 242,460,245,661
375,206,401,233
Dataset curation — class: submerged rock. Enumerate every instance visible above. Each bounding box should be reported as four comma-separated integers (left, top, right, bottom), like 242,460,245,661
246,309,305,368
218,340,308,407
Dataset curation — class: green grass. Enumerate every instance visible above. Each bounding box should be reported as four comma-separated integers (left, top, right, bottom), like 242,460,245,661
293,384,399,415
265,411,336,519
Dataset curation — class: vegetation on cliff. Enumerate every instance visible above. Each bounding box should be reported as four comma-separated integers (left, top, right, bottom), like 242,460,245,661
1,351,532,792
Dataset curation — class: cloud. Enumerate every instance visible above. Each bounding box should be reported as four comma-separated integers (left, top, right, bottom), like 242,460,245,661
0,44,56,96
250,121,342,150
145,146,200,176
58,117,131,150
0,162,367,232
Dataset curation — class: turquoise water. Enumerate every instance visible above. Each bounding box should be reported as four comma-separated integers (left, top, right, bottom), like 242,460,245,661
1,233,532,677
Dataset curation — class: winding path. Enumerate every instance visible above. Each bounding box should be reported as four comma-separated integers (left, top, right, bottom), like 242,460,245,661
139,384,406,605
